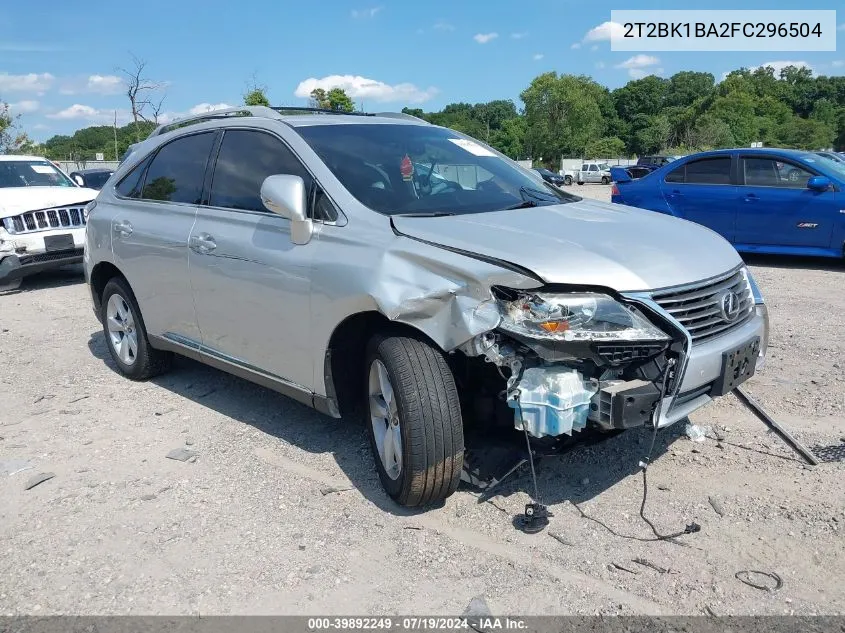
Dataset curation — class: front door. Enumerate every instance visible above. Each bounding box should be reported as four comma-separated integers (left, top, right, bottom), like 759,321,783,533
188,128,317,389
735,156,836,248
659,155,737,241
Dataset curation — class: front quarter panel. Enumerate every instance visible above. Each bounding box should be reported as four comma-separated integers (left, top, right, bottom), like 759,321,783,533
309,218,542,395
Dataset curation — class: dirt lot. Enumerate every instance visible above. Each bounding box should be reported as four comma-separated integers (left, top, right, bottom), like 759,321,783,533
1,184,844,616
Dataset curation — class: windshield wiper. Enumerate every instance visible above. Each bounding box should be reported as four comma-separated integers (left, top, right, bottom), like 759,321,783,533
504,200,539,210
393,211,456,218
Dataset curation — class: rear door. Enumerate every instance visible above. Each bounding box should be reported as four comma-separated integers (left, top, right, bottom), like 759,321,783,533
110,131,217,343
188,127,318,389
659,155,737,241
735,155,835,248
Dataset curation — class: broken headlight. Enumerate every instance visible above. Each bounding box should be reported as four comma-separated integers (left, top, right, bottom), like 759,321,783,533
498,292,669,342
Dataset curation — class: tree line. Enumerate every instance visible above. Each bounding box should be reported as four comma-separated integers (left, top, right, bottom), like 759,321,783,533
3,64,843,163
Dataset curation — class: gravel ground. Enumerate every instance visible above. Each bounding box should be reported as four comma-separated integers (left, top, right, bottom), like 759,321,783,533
1,185,843,616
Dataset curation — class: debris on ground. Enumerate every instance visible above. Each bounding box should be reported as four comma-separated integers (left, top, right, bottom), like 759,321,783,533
632,558,670,574
319,484,353,496
708,495,726,517
24,472,55,490
684,422,707,442
140,494,156,501
165,448,198,462
735,570,783,591
609,562,639,574
33,394,55,404
1,459,34,476
548,532,573,546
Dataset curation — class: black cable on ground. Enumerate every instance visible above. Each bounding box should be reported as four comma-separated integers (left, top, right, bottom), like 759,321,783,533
571,358,701,544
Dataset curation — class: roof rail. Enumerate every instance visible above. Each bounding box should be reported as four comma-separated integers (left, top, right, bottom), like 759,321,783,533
373,112,430,124
148,106,282,138
270,106,374,117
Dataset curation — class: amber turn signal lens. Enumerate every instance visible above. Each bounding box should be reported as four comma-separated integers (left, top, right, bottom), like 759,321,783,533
539,321,569,333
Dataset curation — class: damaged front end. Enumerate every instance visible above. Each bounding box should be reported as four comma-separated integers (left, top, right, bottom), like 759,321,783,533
458,288,687,439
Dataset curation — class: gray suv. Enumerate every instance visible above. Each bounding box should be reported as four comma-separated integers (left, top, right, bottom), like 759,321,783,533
84,106,769,507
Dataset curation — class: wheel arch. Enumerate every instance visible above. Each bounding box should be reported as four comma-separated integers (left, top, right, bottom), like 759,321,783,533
322,311,442,420
89,260,128,318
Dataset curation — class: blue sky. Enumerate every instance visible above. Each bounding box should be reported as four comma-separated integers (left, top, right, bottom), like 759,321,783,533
1,0,842,140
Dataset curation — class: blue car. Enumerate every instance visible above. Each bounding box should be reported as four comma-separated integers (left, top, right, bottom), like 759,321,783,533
611,148,845,259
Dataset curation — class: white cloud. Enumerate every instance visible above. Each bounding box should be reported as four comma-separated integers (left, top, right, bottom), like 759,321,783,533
46,104,132,125
626,67,664,79
0,72,54,94
433,20,454,31
615,54,660,69
748,60,814,77
86,74,123,95
473,32,498,44
9,100,39,113
532,53,544,61
595,61,606,69
32,123,49,130
351,6,381,18
570,42,581,50
590,45,598,51
294,74,438,104
187,102,234,115
511,32,527,39
832,60,844,68
583,21,625,42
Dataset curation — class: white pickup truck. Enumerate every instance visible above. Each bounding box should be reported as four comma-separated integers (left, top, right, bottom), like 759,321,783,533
575,161,613,185
0,155,99,291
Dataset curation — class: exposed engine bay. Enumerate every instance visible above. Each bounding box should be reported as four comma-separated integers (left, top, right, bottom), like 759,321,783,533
453,287,688,439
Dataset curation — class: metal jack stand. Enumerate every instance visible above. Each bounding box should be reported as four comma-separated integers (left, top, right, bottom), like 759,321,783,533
734,386,819,466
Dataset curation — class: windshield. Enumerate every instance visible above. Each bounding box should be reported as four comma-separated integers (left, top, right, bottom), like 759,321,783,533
802,154,845,181
296,124,578,216
598,163,610,171
0,160,76,188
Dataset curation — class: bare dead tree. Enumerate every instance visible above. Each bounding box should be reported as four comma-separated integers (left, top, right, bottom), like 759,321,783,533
118,54,165,137
150,91,167,125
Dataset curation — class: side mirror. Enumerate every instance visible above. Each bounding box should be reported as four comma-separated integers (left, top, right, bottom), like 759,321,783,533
807,175,831,192
260,174,313,245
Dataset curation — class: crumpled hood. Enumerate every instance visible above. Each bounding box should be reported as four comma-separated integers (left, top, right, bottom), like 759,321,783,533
391,198,743,292
0,187,98,217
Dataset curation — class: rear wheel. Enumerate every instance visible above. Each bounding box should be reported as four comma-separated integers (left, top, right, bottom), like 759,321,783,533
100,277,172,380
601,176,610,185
577,181,584,185
564,175,572,186
365,334,464,507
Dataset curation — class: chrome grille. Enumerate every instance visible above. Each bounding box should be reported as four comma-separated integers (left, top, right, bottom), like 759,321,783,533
1,205,87,235
651,269,754,344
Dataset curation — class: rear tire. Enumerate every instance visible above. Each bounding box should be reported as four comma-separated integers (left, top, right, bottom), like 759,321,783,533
577,181,584,185
100,277,172,380
601,176,610,185
564,176,572,186
365,333,464,507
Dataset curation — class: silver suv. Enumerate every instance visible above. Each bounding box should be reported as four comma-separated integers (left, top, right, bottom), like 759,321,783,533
84,106,769,507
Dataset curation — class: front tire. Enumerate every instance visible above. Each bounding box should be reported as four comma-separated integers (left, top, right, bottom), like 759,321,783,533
365,334,464,507
100,277,172,380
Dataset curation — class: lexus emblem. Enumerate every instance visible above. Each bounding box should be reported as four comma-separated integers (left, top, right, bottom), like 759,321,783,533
719,291,741,323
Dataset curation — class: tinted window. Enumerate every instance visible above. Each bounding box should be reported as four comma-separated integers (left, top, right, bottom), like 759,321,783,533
141,132,215,203
85,172,113,189
209,130,312,212
744,158,813,189
115,155,153,198
667,157,731,185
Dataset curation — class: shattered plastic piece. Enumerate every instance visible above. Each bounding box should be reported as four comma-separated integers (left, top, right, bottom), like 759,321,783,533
24,472,55,490
510,367,597,438
319,484,353,496
166,448,198,462
684,422,707,443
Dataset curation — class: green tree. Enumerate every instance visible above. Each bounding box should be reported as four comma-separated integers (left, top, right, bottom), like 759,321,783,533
0,99,31,153
490,116,527,158
521,73,607,158
664,71,715,108
612,75,668,120
309,87,355,111
243,87,270,107
585,136,626,158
